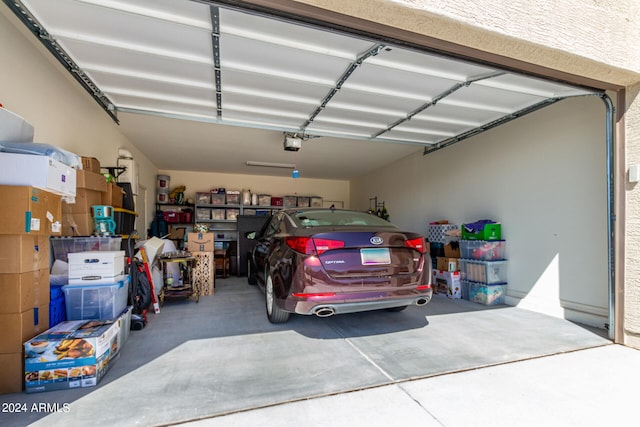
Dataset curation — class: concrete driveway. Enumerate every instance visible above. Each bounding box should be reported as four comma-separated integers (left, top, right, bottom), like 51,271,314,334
0,277,612,426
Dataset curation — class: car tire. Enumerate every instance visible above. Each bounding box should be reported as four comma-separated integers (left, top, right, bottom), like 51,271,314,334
265,274,290,323
247,259,257,285
385,305,408,312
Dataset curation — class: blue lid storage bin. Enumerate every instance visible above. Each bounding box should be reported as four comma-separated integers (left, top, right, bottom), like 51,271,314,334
62,276,130,320
459,240,506,261
464,281,507,305
459,259,508,284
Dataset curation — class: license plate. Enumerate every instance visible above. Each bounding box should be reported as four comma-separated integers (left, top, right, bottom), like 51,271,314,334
360,248,391,265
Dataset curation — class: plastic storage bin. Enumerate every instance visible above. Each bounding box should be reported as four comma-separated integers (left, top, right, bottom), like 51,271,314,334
283,196,297,208
63,276,130,320
459,259,508,284
464,281,507,305
460,240,506,261
51,236,122,262
49,296,66,327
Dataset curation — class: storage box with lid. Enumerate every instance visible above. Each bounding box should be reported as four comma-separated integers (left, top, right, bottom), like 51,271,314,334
24,319,120,393
297,196,310,207
211,209,225,220
210,193,225,205
195,192,210,204
460,240,506,261
226,208,239,221
463,281,507,305
163,211,181,223
271,197,283,206
310,197,323,207
461,221,502,240
225,190,240,205
283,196,297,208
0,153,76,198
63,275,129,320
68,251,125,284
196,208,211,220
258,194,271,206
459,259,508,284
427,223,459,244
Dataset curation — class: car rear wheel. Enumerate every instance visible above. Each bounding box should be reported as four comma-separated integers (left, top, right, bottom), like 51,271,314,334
265,274,290,323
247,258,257,285
385,305,408,312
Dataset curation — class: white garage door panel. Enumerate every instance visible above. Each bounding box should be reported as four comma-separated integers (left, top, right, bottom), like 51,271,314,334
18,0,595,146
110,94,216,119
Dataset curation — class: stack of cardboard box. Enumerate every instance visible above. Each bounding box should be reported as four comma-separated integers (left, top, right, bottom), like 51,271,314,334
62,157,107,236
0,186,62,393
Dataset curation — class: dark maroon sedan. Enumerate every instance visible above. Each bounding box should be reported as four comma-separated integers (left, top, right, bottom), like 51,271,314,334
247,208,432,323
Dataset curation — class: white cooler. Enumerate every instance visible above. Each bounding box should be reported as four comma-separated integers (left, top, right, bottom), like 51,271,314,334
68,250,126,284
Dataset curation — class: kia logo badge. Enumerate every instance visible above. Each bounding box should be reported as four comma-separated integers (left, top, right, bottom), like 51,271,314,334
370,236,383,245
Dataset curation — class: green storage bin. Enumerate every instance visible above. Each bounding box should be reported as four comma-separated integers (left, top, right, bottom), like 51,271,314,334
461,223,502,240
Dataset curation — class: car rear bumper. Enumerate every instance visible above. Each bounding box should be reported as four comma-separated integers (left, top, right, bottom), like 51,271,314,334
291,290,433,316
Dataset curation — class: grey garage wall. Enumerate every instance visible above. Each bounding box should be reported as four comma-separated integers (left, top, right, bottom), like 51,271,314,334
350,96,608,328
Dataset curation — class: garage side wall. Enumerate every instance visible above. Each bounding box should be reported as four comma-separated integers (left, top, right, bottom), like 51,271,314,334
0,5,158,233
351,97,608,327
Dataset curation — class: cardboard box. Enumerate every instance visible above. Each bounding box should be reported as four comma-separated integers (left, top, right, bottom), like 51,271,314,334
101,182,124,208
76,169,107,192
0,353,24,394
68,251,125,283
24,319,120,393
0,235,50,273
62,188,102,214
432,270,462,299
0,186,62,235
0,269,49,313
81,157,100,173
187,232,214,253
444,241,461,258
436,257,459,272
62,212,94,236
0,304,49,353
168,225,186,240
0,153,76,198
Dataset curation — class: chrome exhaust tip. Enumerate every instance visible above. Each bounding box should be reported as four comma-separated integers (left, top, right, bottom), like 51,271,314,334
416,297,430,306
314,307,335,317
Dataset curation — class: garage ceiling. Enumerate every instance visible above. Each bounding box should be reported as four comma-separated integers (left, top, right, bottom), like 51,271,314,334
10,0,595,179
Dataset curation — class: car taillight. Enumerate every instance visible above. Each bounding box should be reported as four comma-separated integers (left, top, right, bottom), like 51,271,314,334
312,238,345,255
417,285,431,291
285,236,314,254
285,237,345,255
405,237,426,254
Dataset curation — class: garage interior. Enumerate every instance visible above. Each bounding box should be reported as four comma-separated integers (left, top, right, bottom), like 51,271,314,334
0,0,617,424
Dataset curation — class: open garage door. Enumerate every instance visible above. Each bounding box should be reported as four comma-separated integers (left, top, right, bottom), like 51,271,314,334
4,0,614,336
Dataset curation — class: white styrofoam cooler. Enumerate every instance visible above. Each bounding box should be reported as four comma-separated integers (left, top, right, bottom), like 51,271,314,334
0,152,76,198
68,250,126,284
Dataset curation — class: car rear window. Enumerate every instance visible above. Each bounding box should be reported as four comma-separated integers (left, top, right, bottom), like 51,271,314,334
293,210,397,228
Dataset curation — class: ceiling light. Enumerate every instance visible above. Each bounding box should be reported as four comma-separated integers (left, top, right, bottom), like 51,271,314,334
246,161,296,169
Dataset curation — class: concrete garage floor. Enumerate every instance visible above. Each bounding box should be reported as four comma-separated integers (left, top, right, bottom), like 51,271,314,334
1,277,628,427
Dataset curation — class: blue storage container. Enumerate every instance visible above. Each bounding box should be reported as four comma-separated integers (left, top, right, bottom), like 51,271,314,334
49,296,66,327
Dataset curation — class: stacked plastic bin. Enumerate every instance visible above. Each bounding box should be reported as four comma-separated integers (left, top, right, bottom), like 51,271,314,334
459,236,508,305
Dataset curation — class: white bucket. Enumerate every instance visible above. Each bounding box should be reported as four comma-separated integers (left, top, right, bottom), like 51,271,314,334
157,174,170,190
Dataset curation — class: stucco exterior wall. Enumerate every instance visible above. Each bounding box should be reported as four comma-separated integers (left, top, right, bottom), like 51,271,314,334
289,0,640,345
